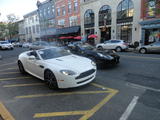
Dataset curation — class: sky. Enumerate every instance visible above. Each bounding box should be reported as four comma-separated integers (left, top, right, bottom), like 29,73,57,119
0,0,44,22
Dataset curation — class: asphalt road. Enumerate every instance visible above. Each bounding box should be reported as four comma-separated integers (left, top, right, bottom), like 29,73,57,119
0,48,160,120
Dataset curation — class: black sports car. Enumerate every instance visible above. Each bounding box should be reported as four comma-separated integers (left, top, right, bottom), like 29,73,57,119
68,44,120,68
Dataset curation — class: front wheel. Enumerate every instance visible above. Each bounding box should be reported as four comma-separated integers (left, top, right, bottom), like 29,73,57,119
18,61,26,74
115,47,122,52
44,70,58,89
97,46,103,51
139,48,147,54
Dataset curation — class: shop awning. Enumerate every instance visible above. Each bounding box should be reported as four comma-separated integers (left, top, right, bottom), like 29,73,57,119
56,26,80,35
139,19,160,25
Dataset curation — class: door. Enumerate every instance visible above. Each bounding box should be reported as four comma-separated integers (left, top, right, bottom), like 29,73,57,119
26,51,44,78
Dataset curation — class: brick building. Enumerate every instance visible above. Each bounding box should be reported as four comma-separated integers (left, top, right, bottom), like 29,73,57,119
55,0,81,37
140,0,160,45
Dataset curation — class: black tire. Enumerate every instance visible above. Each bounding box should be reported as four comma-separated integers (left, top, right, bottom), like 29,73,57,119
18,61,26,74
139,48,147,54
44,70,58,89
115,47,122,52
97,46,103,50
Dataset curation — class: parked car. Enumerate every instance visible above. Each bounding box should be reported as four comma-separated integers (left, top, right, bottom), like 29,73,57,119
0,41,14,50
22,42,32,48
17,47,96,89
96,40,128,52
138,42,160,54
68,44,120,68
29,41,50,50
14,42,23,47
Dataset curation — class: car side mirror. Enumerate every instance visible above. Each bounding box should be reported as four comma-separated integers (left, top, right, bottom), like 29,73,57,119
29,55,36,60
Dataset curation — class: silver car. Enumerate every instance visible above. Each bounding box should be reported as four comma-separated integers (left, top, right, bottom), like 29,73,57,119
96,40,128,52
139,42,160,54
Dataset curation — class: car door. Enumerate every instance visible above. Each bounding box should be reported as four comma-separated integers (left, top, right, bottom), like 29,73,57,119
150,42,160,52
26,51,44,78
103,41,112,49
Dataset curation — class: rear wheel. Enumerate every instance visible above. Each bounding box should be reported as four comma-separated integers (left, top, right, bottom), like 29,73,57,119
44,70,58,89
115,47,122,52
139,48,147,54
97,46,103,50
18,61,26,74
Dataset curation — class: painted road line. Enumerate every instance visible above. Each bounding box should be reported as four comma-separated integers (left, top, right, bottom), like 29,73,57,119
0,68,17,72
34,110,89,118
0,72,20,75
91,83,116,92
0,62,16,67
0,76,32,81
15,91,110,99
3,83,44,88
79,89,118,120
121,55,160,60
33,85,119,119
119,96,139,120
0,102,15,120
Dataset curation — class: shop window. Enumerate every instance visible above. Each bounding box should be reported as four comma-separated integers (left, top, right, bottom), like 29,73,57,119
117,0,134,23
84,9,95,28
99,5,111,26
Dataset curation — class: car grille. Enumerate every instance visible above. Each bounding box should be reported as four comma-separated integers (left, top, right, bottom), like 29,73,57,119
77,76,94,84
76,69,96,79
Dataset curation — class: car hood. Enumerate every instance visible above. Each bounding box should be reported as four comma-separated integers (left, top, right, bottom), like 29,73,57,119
45,55,94,73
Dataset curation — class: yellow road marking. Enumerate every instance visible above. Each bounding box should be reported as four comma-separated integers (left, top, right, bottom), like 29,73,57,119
0,102,15,120
34,110,89,118
0,62,16,67
0,72,19,75
15,91,110,99
33,84,119,119
79,90,118,120
0,76,31,81
3,83,44,88
0,68,17,72
121,55,160,60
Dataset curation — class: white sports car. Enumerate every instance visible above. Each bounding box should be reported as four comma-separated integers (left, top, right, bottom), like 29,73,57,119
18,47,97,89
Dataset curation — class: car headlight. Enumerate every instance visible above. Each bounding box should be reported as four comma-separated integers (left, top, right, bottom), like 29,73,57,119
97,53,105,57
91,61,96,66
60,70,76,76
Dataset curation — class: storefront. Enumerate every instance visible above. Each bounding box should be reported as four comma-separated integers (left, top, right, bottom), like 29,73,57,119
140,19,160,45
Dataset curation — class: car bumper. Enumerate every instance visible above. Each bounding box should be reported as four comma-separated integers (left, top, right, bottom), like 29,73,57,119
55,69,97,88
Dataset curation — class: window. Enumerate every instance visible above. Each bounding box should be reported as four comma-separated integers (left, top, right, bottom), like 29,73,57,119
52,5,55,13
146,0,156,17
74,0,78,12
29,27,32,34
25,27,28,34
32,17,34,23
57,8,61,16
44,8,46,16
68,3,72,13
36,25,40,33
62,6,66,16
32,25,35,34
35,16,38,21
117,0,134,23
58,19,65,26
84,9,95,28
69,16,78,26
99,5,111,26
48,7,50,15
48,19,56,28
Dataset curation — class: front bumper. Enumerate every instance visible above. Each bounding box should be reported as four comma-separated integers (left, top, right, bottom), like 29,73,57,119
55,69,96,89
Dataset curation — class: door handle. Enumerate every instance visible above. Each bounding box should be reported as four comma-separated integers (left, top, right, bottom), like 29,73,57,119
39,65,44,68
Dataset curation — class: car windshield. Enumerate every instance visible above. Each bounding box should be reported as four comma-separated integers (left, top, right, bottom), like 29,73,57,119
38,48,71,60
152,42,160,46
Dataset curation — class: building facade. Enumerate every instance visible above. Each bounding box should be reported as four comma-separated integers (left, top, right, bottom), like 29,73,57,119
55,0,81,37
140,0,160,45
37,0,56,41
18,20,25,42
80,0,142,44
23,10,40,42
